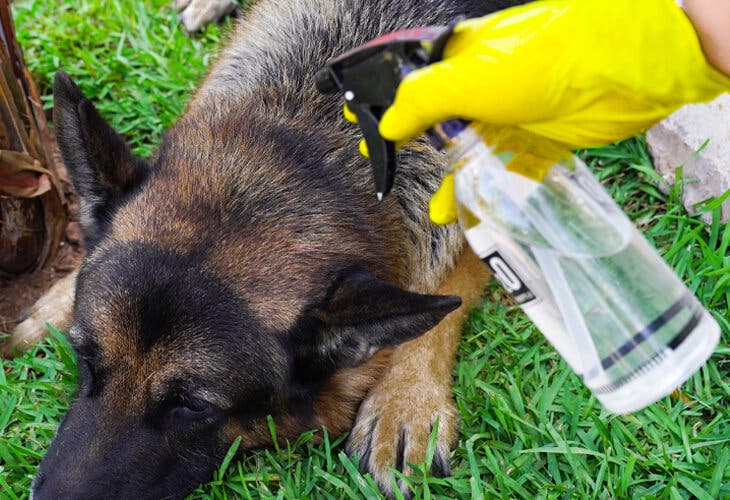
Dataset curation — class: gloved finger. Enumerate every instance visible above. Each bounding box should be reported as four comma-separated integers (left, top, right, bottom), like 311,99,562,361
379,57,479,142
358,138,407,158
358,138,369,158
429,173,458,225
343,103,358,124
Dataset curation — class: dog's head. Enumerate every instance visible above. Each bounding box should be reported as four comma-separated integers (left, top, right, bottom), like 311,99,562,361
31,72,460,499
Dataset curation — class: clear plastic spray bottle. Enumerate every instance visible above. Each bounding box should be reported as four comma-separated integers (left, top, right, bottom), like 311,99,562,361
435,121,720,413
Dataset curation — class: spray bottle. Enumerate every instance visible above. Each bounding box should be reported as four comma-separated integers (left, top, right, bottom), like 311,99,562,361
316,23,720,414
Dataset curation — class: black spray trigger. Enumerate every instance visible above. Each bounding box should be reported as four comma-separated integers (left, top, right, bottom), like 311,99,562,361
427,17,463,64
316,20,460,200
347,101,396,199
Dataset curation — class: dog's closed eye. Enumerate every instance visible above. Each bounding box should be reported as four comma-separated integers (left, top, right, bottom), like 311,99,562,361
77,358,96,397
162,394,219,430
174,398,214,419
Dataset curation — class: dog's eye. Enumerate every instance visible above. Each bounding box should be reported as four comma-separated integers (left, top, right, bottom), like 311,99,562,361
168,397,216,424
77,358,94,396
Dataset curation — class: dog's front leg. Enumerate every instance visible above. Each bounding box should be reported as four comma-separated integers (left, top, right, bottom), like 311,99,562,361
3,269,77,356
175,0,237,33
347,248,490,498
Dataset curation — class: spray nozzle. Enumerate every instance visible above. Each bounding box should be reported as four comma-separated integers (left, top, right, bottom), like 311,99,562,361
316,23,457,199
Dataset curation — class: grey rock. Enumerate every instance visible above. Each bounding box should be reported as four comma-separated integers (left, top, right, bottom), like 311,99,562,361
646,94,730,223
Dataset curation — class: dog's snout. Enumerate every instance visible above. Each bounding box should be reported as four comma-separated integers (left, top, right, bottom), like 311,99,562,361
29,470,43,500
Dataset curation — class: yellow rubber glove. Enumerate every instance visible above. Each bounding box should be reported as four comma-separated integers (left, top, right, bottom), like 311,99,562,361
377,0,730,224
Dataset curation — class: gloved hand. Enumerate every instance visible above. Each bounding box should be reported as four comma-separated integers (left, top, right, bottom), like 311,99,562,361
372,0,730,224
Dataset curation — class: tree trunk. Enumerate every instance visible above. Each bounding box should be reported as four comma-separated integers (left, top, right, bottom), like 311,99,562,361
0,0,66,277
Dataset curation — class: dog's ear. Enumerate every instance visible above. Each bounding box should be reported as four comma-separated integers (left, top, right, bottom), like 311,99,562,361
53,70,150,245
293,268,461,381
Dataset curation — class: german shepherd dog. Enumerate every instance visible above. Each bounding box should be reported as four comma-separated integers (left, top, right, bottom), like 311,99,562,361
30,0,524,498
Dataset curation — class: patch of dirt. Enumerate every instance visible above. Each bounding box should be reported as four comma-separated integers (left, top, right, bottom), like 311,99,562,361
0,142,84,334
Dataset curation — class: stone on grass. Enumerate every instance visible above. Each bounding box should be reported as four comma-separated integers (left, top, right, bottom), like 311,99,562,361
646,94,730,223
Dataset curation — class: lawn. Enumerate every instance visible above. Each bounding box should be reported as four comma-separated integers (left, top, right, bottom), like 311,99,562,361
1,0,729,498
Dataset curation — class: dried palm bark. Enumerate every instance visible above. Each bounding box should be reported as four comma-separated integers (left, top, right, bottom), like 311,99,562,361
0,0,66,276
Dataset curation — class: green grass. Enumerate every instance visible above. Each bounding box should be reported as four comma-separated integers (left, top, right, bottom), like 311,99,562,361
2,0,729,498
12,0,227,157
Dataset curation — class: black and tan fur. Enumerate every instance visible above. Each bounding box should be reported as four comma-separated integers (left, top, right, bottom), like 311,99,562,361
30,0,525,498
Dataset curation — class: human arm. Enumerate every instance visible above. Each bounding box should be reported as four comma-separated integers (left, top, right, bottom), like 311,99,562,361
684,0,730,76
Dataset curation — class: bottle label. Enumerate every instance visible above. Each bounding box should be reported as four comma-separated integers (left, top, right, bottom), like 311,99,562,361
482,250,537,305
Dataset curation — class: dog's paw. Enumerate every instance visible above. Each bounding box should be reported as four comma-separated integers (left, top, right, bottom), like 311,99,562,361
175,0,237,33
346,377,458,499
2,271,76,356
